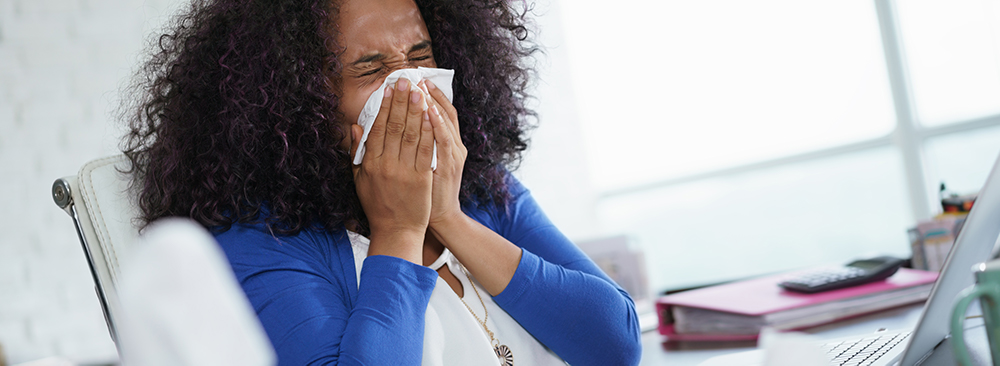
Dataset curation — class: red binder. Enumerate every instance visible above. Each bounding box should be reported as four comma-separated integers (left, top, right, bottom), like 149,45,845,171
656,267,939,341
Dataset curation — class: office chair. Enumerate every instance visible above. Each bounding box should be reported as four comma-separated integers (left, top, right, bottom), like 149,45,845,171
51,154,140,348
53,155,277,365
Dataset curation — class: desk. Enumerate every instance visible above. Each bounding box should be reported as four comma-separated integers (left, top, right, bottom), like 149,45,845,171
638,303,986,365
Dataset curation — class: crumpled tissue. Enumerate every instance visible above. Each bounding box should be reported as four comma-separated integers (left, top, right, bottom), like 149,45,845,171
117,218,276,366
352,67,455,170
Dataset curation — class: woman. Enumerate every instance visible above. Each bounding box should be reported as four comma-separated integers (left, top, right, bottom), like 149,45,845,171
122,0,642,364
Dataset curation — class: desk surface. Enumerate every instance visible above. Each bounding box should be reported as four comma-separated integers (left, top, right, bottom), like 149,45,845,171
639,304,928,366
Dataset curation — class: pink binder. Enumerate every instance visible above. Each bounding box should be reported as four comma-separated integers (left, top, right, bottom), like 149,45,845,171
656,268,939,341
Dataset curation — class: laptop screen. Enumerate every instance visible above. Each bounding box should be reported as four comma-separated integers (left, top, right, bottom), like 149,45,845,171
899,152,1000,366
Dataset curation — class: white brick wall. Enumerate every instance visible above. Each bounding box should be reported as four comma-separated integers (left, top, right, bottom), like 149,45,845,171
0,0,597,363
0,0,183,363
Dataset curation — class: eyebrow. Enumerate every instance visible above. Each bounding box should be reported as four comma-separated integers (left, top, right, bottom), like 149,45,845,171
350,40,433,66
408,40,431,54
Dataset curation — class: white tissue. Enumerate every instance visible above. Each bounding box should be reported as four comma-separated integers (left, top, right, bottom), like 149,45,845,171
117,218,276,366
352,67,455,170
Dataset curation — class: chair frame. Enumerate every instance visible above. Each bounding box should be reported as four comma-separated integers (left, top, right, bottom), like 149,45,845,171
51,155,136,352
53,177,119,345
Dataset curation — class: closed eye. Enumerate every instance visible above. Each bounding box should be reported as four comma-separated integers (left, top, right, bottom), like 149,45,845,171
359,67,382,77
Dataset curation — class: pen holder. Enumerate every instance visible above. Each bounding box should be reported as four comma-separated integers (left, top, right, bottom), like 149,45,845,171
951,259,1000,366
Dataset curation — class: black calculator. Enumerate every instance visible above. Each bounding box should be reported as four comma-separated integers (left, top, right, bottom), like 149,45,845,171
778,256,906,294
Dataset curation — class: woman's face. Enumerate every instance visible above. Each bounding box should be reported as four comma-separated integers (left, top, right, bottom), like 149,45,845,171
335,0,437,149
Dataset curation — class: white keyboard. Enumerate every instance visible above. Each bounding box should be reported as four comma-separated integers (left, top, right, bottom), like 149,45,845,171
822,332,910,366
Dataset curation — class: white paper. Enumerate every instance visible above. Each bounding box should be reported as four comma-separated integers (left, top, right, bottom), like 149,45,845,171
117,218,276,366
352,67,455,170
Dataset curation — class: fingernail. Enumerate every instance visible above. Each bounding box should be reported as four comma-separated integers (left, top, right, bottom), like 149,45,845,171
425,80,437,90
410,90,421,104
383,85,393,98
423,110,430,122
396,78,409,91
431,104,440,116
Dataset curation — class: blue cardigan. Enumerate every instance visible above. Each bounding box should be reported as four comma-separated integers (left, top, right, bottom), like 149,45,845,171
215,177,642,365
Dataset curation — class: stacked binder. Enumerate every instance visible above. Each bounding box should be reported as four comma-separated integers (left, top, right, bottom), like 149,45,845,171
656,268,938,341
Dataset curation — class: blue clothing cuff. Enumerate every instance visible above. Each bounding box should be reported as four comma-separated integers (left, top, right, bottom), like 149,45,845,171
493,248,535,306
342,255,438,364
358,254,438,298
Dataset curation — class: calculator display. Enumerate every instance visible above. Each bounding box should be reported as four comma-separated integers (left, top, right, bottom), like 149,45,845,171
848,260,884,270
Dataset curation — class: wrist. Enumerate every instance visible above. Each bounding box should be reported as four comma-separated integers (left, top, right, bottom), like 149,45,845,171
429,209,468,230
428,210,472,240
367,228,426,263
369,220,427,239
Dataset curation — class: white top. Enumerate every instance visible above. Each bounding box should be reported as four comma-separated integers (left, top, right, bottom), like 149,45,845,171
347,231,566,366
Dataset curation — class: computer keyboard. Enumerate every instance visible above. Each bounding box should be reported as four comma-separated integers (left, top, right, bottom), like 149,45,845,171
821,332,911,366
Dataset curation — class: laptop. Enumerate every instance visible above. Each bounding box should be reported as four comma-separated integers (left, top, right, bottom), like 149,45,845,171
701,152,1000,366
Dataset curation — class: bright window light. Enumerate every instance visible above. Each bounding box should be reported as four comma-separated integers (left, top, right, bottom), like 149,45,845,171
896,0,1000,126
597,148,912,291
558,0,897,191
925,125,1000,196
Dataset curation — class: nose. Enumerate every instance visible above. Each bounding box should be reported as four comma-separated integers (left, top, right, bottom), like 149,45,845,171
379,64,419,86
376,57,420,85
390,64,419,74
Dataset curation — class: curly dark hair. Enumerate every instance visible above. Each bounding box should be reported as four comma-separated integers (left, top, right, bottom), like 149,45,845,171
121,0,538,235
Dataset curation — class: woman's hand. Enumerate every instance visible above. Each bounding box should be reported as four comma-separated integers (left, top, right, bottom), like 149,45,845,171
351,78,436,263
416,80,521,296
420,79,468,228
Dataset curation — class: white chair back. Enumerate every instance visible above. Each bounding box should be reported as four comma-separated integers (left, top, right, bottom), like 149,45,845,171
52,154,141,346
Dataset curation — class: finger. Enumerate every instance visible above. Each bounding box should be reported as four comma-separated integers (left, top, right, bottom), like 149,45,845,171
350,124,363,177
419,85,458,142
383,78,412,161
415,109,434,171
430,104,460,150
424,80,459,130
365,85,394,159
399,87,425,164
429,103,454,157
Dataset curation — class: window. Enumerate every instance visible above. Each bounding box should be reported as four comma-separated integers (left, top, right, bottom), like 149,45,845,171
896,0,1000,126
546,0,1000,292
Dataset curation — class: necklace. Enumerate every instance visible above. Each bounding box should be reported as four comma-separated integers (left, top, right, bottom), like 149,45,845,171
457,268,514,366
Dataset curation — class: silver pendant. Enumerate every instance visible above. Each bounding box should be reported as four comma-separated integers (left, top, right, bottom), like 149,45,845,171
494,344,513,366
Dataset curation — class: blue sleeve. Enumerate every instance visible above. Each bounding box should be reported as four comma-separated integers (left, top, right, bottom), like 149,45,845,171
216,225,438,366
486,178,642,366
